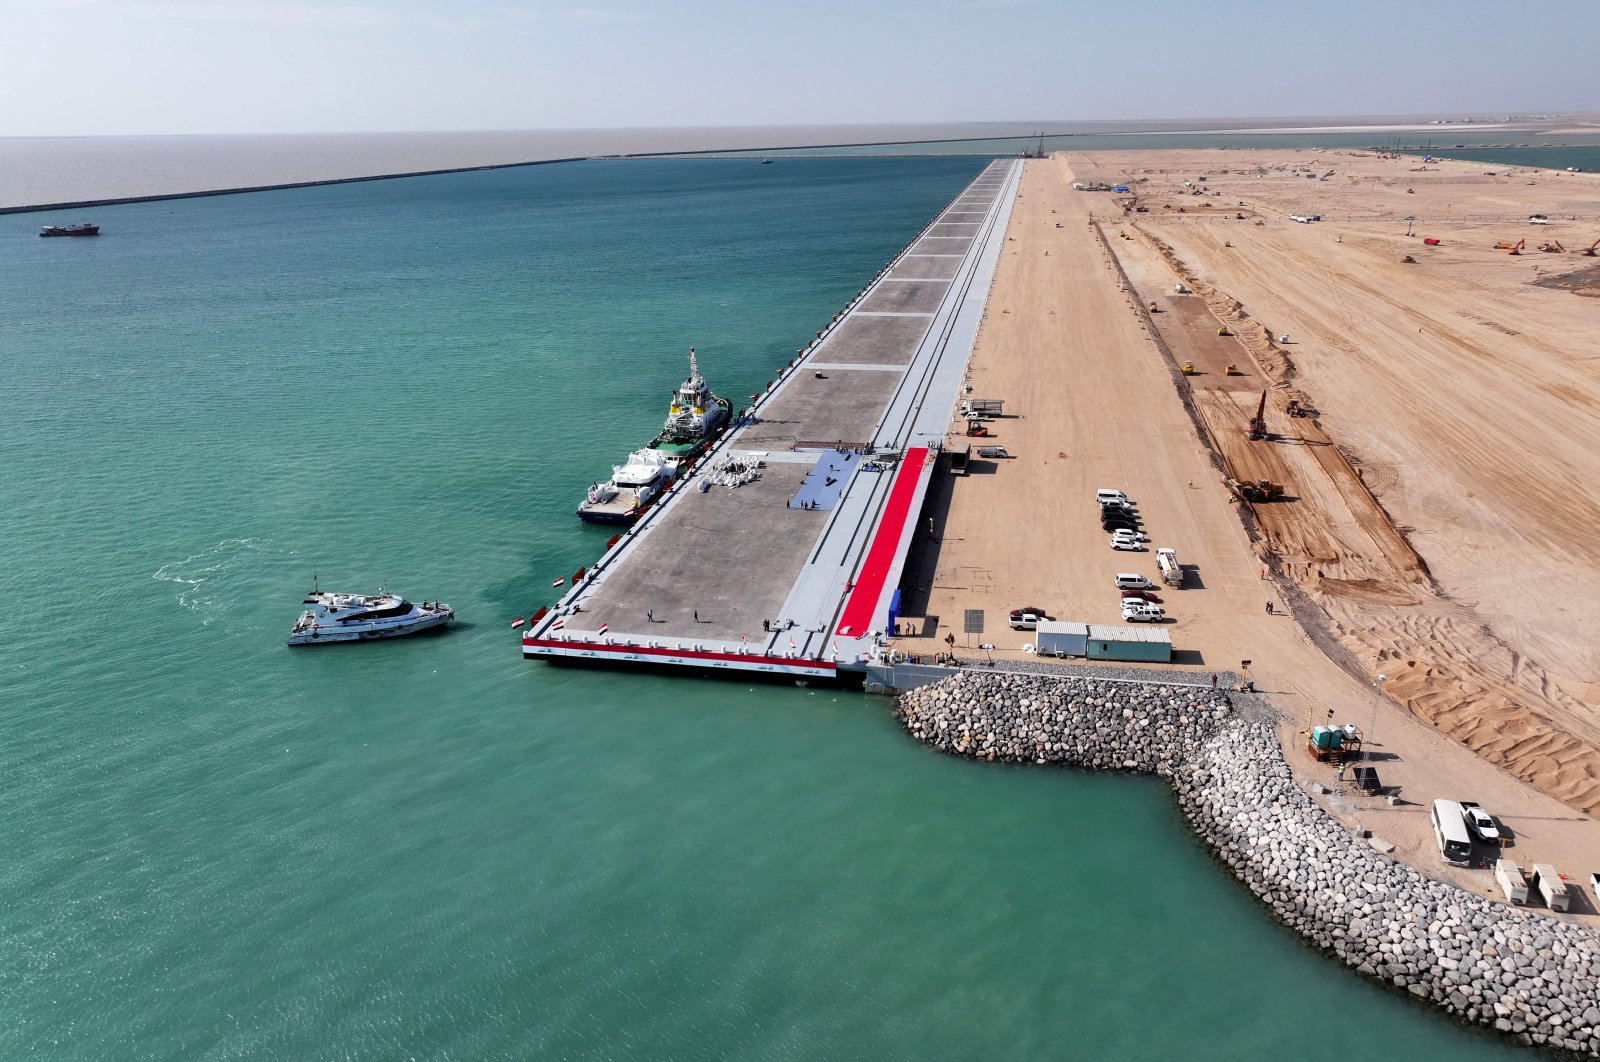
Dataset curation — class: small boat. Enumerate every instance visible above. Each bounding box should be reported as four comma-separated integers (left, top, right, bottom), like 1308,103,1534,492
39,222,100,237
576,448,680,524
648,347,731,462
288,582,454,645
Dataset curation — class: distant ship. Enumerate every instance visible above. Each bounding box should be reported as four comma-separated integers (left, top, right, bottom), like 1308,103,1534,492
39,222,100,238
576,448,682,525
761,158,773,165
288,583,454,645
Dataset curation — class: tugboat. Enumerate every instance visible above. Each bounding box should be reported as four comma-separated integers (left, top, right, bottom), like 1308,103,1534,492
648,347,732,462
576,448,681,524
39,222,100,237
287,580,454,645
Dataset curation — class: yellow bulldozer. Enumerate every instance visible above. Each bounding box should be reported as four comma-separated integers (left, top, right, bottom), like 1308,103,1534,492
1238,479,1286,502
1180,361,1197,375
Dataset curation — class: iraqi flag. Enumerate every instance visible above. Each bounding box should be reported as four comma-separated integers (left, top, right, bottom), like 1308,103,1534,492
552,577,566,587
550,617,565,630
596,622,609,637
510,617,526,629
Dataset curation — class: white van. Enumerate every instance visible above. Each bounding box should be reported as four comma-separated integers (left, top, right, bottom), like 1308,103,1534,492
1430,799,1473,867
1096,489,1129,506
1114,573,1155,590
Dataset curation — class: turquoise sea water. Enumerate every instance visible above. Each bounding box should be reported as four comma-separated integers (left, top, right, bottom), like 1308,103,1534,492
1,157,1524,1059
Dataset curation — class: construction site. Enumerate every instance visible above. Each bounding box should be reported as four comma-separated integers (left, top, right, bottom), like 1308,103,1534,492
892,147,1600,898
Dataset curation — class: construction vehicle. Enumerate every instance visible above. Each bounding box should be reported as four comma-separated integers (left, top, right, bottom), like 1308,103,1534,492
1225,363,1242,376
1247,390,1269,440
1584,238,1599,257
1401,255,1417,264
1538,240,1565,253
1180,361,1196,375
1156,547,1184,588
1285,399,1318,418
1507,239,1525,255
1422,238,1441,246
1216,326,1232,337
1493,240,1516,250
1148,302,1159,313
1238,479,1286,502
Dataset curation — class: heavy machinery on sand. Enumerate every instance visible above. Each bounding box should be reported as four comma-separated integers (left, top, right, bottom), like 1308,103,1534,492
1247,390,1269,440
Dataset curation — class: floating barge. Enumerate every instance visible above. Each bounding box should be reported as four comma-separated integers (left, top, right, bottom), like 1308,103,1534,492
523,160,1021,681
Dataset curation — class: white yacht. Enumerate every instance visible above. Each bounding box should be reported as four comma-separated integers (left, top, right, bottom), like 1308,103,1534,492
576,448,680,524
288,585,454,645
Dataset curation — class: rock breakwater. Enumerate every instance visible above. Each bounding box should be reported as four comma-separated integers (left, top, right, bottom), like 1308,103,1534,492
897,672,1600,1055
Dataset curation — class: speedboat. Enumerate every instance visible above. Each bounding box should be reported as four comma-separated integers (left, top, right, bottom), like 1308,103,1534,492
288,584,453,645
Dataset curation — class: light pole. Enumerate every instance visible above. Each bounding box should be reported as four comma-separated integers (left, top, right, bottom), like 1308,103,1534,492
1369,672,1387,755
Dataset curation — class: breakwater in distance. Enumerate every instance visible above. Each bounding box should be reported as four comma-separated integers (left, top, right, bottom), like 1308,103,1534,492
897,672,1600,1056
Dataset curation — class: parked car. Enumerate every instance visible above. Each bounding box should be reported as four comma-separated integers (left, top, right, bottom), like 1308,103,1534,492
1095,489,1130,506
1110,529,1150,543
1109,537,1145,551
976,446,1010,459
1121,606,1164,623
1460,802,1501,844
1121,589,1161,603
1009,607,1048,630
1103,521,1140,535
1100,500,1138,514
1115,574,1155,590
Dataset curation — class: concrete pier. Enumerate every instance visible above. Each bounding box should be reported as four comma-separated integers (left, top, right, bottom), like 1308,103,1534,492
523,160,1021,680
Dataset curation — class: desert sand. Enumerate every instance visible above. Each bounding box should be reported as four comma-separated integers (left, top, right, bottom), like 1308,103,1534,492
896,150,1600,909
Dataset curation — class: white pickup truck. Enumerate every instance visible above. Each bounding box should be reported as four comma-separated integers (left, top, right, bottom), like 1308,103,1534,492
1460,801,1501,844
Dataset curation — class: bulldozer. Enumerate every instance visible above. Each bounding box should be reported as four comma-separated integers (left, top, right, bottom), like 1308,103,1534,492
1180,361,1196,375
1247,390,1269,440
1401,255,1417,264
1285,398,1318,418
1216,326,1233,337
1493,240,1516,250
1225,363,1242,376
1239,479,1286,502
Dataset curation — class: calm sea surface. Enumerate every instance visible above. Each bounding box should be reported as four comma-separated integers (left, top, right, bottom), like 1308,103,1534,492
0,157,1523,1059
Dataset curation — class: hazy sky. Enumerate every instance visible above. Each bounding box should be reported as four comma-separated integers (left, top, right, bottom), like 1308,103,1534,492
5,0,1597,136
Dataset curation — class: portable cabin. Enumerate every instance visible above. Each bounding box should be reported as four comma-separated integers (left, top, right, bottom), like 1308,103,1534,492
1530,864,1571,912
1084,624,1173,663
1494,859,1529,905
1034,620,1088,658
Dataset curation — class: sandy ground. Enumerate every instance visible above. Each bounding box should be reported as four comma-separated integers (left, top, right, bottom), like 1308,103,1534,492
896,154,1600,921
1064,149,1600,819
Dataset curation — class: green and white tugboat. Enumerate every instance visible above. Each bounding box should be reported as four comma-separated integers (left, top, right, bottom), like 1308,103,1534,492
576,348,732,525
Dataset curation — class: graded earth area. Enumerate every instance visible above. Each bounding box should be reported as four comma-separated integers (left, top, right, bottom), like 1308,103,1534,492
1067,148,1600,818
894,151,1600,910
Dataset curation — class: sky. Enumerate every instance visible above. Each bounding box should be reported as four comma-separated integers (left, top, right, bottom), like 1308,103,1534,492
4,0,1598,136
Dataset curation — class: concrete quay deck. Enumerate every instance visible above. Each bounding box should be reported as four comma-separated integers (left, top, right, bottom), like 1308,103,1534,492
523,160,1021,680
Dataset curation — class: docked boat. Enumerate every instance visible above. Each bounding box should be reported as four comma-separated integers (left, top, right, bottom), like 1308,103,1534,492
39,222,100,237
287,584,454,645
647,347,732,462
576,448,681,524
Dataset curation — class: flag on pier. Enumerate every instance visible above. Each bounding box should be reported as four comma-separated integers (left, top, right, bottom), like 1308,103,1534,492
596,622,609,637
550,617,565,630
510,617,525,629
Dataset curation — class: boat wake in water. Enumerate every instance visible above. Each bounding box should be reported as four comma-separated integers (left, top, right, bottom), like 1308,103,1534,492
152,538,291,622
